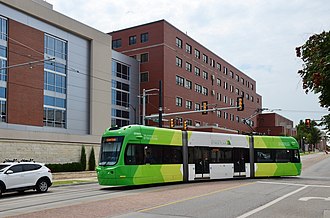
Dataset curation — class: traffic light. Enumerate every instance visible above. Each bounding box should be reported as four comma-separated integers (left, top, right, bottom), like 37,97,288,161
170,119,175,128
305,119,311,128
202,101,208,115
237,97,244,111
183,120,188,130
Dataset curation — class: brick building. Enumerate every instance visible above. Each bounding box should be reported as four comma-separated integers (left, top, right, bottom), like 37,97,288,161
256,113,296,136
0,0,139,163
110,20,262,133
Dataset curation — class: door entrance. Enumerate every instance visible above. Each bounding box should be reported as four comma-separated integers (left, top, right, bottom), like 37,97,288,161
233,148,248,177
194,147,210,179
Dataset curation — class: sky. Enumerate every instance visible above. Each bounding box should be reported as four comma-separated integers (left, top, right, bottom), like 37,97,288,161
47,0,330,127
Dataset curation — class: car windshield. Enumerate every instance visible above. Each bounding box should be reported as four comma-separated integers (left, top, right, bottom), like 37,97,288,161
99,136,124,166
0,164,10,172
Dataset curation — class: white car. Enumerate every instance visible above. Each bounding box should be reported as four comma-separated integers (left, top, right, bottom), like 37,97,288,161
0,160,52,197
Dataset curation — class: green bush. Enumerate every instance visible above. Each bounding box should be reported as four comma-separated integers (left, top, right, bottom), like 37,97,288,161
80,145,86,171
88,147,96,171
46,162,83,173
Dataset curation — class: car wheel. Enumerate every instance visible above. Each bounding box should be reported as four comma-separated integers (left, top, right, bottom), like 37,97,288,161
36,179,49,193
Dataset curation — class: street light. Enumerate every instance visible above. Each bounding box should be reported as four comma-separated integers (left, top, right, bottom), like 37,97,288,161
126,104,137,124
142,88,159,125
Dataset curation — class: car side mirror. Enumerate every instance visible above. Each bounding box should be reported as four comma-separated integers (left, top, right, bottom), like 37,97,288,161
6,170,13,175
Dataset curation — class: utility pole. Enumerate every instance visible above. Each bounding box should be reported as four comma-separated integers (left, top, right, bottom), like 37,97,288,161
142,88,159,125
159,80,163,127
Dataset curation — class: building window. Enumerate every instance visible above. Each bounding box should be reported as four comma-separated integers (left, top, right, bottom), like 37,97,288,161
112,62,130,80
43,96,66,128
217,93,221,101
217,78,221,86
186,100,192,109
241,77,245,85
0,47,7,82
224,112,228,120
224,96,228,104
176,37,182,48
202,87,208,96
140,53,149,63
251,96,254,102
202,71,208,80
185,62,192,72
195,103,200,111
195,84,202,94
224,67,228,75
230,85,234,93
251,84,254,90
194,66,200,76
44,34,67,60
0,98,6,122
217,62,221,71
176,56,182,67
141,33,148,43
230,71,234,78
129,35,137,45
44,70,66,94
195,49,200,59
140,72,149,82
112,39,122,49
44,34,67,128
186,43,192,54
217,111,221,118
224,82,228,90
230,98,234,106
235,88,239,95
176,97,183,107
210,59,215,67
185,80,192,89
186,119,193,126
236,116,240,123
176,75,184,86
236,74,239,82
0,16,8,41
202,54,208,63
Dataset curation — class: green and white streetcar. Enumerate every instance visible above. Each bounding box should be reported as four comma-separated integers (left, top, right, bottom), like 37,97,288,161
96,125,301,186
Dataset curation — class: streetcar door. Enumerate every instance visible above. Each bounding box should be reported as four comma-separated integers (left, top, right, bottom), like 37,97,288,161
233,148,247,177
194,147,210,179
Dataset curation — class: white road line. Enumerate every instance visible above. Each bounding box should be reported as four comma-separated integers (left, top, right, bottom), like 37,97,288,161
236,186,308,218
257,181,330,188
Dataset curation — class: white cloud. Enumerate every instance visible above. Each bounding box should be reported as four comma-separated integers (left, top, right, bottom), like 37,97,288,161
47,0,330,125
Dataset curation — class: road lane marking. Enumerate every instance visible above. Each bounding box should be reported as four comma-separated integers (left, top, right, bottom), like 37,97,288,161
138,182,256,213
257,181,330,188
299,197,330,201
236,186,308,218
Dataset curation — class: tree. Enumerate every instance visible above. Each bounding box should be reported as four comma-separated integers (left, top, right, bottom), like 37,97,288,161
80,145,86,171
296,120,322,152
88,147,96,171
296,30,330,132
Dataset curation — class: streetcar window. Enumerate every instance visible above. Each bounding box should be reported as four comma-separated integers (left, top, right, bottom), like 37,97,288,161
291,150,300,163
255,150,274,163
125,144,182,165
99,136,123,166
125,144,144,165
210,148,233,163
275,149,291,163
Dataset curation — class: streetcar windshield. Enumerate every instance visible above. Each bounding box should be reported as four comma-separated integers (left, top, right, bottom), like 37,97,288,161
99,136,124,166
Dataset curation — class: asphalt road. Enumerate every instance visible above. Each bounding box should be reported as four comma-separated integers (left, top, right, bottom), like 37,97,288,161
0,153,329,218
